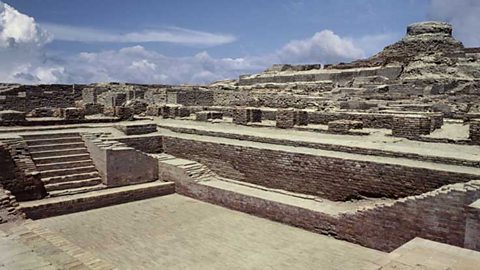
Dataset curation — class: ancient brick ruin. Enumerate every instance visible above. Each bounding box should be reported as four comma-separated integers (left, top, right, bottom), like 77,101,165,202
1,21,480,269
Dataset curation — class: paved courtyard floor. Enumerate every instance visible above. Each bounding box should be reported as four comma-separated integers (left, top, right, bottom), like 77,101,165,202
37,194,389,270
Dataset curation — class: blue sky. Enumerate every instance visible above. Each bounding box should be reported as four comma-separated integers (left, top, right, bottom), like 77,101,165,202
0,0,479,84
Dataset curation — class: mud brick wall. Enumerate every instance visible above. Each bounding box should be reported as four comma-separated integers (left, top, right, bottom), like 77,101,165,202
177,176,480,252
0,140,46,201
392,115,432,138
336,181,480,252
233,107,250,125
294,110,309,126
309,112,393,128
171,90,214,106
0,187,23,224
464,199,480,250
276,109,295,128
0,85,84,112
470,119,480,145
162,136,479,201
115,123,157,135
115,135,163,153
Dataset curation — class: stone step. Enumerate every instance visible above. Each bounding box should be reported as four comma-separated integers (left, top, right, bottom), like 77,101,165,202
34,153,92,164
37,160,94,171
26,136,84,146
21,132,81,140
20,181,175,219
28,142,86,152
41,166,97,178
48,184,106,198
31,148,89,158
42,172,101,185
45,178,103,192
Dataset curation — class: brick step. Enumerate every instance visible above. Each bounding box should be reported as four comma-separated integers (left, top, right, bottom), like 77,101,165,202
28,142,86,152
41,166,97,178
37,160,94,171
21,132,81,140
48,184,106,197
31,148,88,158
33,153,92,164
20,181,176,219
25,136,84,146
45,178,103,192
42,172,101,185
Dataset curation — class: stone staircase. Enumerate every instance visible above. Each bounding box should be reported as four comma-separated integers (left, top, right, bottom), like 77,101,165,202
0,220,116,269
22,133,105,197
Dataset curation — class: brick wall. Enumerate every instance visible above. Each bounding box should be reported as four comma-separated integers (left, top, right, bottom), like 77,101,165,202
162,136,479,201
177,177,480,252
392,115,432,138
0,85,84,112
83,134,159,187
115,135,163,153
470,119,480,145
0,140,46,201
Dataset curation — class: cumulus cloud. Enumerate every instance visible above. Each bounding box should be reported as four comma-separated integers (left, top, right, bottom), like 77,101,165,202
428,0,480,46
0,1,396,85
274,30,365,64
0,1,57,83
42,23,236,47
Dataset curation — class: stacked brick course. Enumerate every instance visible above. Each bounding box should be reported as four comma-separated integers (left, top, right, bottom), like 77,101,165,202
0,140,46,201
63,107,86,120
116,123,157,135
470,119,480,145
328,120,363,133
162,136,479,201
195,111,223,121
392,115,432,138
276,108,296,128
276,109,309,128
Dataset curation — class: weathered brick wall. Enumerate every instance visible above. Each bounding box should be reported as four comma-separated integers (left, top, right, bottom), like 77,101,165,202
470,119,480,145
172,90,214,106
115,135,163,153
309,112,393,128
0,140,46,201
162,136,479,201
463,199,480,250
392,115,432,138
213,90,328,109
276,109,295,128
0,85,84,112
0,186,24,224
177,176,480,252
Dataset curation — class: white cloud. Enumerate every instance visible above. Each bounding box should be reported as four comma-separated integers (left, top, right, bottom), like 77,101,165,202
0,2,51,48
0,1,397,85
274,30,365,64
42,23,236,47
428,0,480,47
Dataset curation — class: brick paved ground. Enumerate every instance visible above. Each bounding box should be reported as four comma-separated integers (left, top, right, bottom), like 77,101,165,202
37,194,389,270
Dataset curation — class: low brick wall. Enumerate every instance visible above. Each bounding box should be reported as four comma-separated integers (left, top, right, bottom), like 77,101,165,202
276,109,296,128
392,115,432,138
162,136,479,201
83,134,158,187
177,177,480,252
470,119,480,145
0,139,46,201
115,123,157,135
115,135,163,153
21,182,175,219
